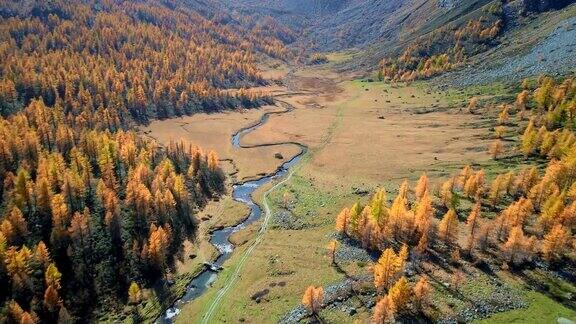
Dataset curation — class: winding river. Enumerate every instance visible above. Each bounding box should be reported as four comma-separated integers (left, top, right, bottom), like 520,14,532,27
160,101,306,322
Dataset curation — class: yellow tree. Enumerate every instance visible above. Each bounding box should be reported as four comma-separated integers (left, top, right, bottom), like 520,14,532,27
128,282,142,304
20,312,36,324
503,226,533,266
5,246,32,288
464,170,485,199
488,175,506,206
541,224,570,263
44,262,62,312
302,286,323,315
35,241,52,267
146,224,172,271
415,232,428,256
495,126,506,138
415,192,433,239
45,263,62,289
372,295,396,324
438,209,459,246
414,173,429,199
467,97,478,113
388,276,411,312
515,90,529,111
498,105,509,125
44,285,61,312
207,150,219,171
374,248,402,293
489,139,504,159
466,202,481,253
413,276,431,311
327,240,338,265
521,119,537,156
397,244,409,271
335,207,350,235
440,178,454,208
6,207,28,243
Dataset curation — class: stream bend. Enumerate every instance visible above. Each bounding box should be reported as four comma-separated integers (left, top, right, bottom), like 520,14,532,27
160,100,307,322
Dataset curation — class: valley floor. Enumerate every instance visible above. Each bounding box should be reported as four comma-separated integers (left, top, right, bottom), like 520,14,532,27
144,61,576,323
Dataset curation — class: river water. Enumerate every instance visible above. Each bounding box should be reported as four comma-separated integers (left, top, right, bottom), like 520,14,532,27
160,104,305,322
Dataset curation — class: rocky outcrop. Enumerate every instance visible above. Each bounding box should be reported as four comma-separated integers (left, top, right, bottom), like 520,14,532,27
505,0,575,17
504,0,575,28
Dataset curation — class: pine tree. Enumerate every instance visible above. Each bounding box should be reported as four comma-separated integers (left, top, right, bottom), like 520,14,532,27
503,226,533,266
413,276,431,311
128,282,142,304
146,224,172,271
302,286,323,315
440,178,454,208
521,119,537,156
415,232,428,256
397,244,409,271
335,207,350,235
541,224,570,263
498,105,509,125
35,241,52,267
489,139,504,159
415,192,433,238
388,276,411,312
467,97,478,113
515,90,529,111
414,173,429,199
5,246,32,288
44,284,61,312
374,248,402,293
20,312,36,324
327,240,338,265
438,209,459,246
207,150,219,171
466,202,481,253
495,126,506,139
6,207,28,244
45,263,62,289
372,295,396,324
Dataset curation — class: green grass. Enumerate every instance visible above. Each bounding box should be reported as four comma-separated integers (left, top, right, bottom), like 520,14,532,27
268,174,349,226
476,290,576,323
524,269,576,307
444,82,512,107
325,50,360,65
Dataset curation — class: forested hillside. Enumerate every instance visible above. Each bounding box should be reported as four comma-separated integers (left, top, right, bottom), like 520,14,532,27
0,0,293,322
0,0,294,123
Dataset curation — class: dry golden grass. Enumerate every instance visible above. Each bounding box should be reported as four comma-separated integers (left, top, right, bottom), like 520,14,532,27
142,104,301,182
244,73,490,190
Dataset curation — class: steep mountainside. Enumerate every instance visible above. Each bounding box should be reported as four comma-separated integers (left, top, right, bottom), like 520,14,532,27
226,0,575,78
